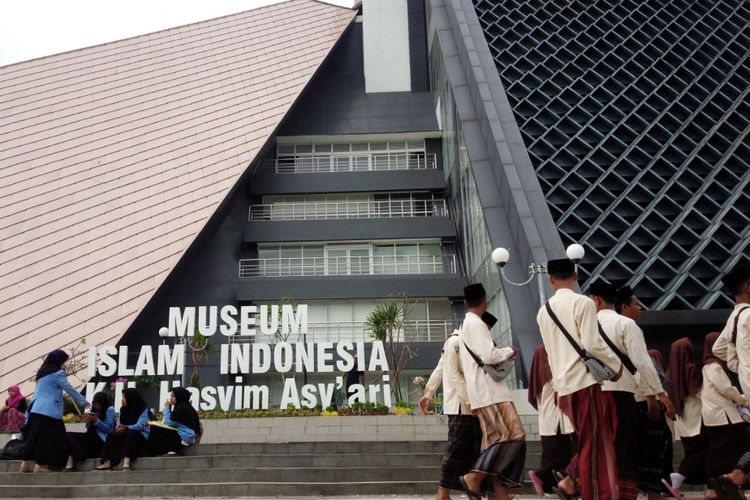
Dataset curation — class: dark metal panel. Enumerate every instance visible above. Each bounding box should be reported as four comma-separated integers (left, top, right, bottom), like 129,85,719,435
244,217,456,242
250,170,447,195
236,275,466,301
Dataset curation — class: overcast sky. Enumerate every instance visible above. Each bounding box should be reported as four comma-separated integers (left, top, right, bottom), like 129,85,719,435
0,0,354,67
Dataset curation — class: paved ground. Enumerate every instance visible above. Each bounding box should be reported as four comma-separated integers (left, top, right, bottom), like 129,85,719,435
21,495,708,499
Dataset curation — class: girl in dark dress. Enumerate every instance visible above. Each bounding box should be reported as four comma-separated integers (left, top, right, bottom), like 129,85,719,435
98,388,153,471
20,350,89,473
148,387,201,456
65,392,115,470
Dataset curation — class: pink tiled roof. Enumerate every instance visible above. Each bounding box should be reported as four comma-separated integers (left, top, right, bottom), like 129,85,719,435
0,0,355,395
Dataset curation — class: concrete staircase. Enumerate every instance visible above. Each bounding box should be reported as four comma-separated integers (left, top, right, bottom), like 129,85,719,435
0,441,453,498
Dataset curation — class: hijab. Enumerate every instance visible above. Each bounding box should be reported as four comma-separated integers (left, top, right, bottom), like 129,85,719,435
119,388,149,426
668,337,702,416
648,349,670,392
169,387,201,435
6,385,25,409
703,332,726,371
35,349,69,381
92,391,111,421
527,344,553,410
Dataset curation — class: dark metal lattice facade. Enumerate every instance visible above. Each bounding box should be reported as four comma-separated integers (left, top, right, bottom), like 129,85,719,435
473,0,750,310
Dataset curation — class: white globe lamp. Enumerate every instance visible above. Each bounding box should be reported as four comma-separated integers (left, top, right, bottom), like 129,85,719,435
491,247,510,267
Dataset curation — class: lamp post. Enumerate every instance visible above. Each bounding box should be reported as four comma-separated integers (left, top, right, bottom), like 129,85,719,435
490,244,586,305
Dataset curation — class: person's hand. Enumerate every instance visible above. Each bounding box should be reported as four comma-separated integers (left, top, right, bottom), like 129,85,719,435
115,424,126,434
658,393,676,420
0,405,8,413
164,398,172,408
81,401,91,410
646,395,660,421
418,395,432,414
507,347,519,360
610,364,623,382
84,412,97,424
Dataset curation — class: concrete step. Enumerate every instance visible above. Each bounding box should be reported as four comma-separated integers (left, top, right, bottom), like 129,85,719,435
0,452,445,472
0,480,440,498
179,440,459,455
3,465,441,485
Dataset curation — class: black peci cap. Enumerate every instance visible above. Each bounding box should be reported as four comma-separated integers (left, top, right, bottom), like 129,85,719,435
464,283,487,301
615,285,634,305
722,263,750,292
587,280,618,301
547,258,575,275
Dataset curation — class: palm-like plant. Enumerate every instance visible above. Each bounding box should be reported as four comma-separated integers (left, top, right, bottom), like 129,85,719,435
365,299,414,402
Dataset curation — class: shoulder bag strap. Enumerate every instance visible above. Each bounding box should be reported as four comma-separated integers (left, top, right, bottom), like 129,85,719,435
462,341,485,368
597,322,637,375
732,306,750,345
545,302,589,360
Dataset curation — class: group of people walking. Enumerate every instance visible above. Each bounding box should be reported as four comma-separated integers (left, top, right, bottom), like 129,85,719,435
421,259,750,500
12,349,202,472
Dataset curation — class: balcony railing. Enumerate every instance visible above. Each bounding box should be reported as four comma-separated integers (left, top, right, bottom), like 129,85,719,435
258,152,437,174
239,254,458,278
227,320,458,343
248,199,448,221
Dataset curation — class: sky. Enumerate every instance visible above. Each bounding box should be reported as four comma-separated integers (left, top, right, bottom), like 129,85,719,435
0,0,354,67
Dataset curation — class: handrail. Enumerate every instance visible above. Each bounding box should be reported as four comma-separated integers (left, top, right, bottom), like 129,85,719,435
238,254,458,278
257,152,437,174
226,319,458,343
248,199,448,221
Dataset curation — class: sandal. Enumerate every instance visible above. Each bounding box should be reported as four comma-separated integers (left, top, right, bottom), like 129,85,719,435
552,486,577,500
716,476,744,500
528,470,545,496
661,478,683,498
95,463,111,471
458,476,482,500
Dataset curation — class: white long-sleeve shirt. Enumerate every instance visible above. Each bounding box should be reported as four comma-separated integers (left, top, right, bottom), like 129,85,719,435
536,289,622,396
598,309,664,396
674,393,702,438
712,303,750,396
458,312,514,409
536,380,574,436
701,363,747,426
424,331,472,415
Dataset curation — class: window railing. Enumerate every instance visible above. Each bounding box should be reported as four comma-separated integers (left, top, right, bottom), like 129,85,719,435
248,199,448,221
258,152,437,174
227,319,458,343
239,254,458,278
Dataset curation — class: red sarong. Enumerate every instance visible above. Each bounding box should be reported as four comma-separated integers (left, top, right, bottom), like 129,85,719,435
558,384,619,500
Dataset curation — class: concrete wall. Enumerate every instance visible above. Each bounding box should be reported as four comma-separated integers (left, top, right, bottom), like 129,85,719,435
363,0,412,93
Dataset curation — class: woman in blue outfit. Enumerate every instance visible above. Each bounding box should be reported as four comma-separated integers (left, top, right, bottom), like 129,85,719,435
19,349,89,473
148,387,201,456
98,388,152,470
64,391,115,470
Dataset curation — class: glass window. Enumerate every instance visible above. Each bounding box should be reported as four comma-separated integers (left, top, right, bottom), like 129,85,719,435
387,141,406,151
332,143,350,152
294,144,312,153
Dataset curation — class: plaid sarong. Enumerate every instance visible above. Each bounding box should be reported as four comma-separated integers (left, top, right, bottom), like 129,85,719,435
439,414,482,490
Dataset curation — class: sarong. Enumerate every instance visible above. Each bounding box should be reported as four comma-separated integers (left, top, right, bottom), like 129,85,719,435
677,432,707,484
0,407,25,432
558,384,619,500
439,414,482,490
534,431,576,493
471,402,526,488
705,423,750,478
636,401,673,492
604,391,639,500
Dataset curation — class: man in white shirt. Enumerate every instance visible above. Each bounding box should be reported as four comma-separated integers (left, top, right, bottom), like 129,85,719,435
458,283,524,500
418,311,499,500
589,281,673,500
712,263,750,397
536,259,622,500
614,284,676,499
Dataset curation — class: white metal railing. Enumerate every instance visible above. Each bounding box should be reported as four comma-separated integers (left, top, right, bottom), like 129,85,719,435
259,152,437,174
227,320,458,343
239,254,458,278
248,199,448,221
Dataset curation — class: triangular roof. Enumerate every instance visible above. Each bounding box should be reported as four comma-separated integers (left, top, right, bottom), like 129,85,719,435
0,0,355,394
